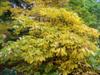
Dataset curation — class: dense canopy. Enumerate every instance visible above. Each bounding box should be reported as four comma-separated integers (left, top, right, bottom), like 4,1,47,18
0,0,100,75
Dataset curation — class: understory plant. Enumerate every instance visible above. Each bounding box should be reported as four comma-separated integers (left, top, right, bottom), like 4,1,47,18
0,0,100,75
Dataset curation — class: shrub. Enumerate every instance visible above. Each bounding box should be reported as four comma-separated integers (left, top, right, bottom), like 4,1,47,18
0,0,100,75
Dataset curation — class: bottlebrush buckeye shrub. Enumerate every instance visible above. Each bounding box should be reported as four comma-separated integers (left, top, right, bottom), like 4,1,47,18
0,7,99,75
34,0,69,7
0,0,10,16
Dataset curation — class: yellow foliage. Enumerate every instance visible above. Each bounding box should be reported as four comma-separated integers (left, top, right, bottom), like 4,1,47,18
0,1,99,74
34,0,69,7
